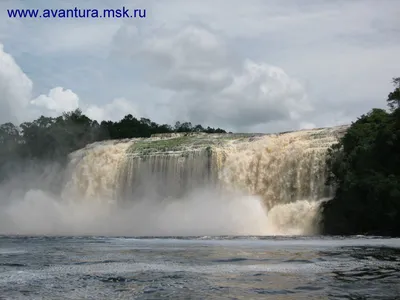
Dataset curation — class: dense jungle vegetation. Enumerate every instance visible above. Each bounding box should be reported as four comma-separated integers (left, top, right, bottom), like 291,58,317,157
321,78,400,236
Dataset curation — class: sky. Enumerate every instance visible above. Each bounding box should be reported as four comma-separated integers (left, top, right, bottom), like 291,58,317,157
0,0,399,133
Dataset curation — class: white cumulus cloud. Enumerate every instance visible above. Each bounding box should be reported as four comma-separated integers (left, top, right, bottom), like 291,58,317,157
30,87,79,116
0,44,32,124
0,43,137,125
84,97,139,122
129,25,311,131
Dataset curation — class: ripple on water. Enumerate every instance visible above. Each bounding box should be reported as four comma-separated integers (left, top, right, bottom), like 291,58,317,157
0,236,400,299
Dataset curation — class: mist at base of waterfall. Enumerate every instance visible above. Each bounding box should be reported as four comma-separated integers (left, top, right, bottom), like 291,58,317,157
0,184,321,237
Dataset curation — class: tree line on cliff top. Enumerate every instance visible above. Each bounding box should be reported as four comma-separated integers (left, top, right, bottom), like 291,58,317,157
0,113,225,181
320,77,400,236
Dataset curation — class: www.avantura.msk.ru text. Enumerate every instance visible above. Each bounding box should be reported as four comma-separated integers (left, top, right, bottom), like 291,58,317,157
7,7,146,19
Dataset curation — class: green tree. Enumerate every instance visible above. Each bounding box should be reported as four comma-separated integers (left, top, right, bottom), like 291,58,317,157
387,77,400,111
321,78,400,236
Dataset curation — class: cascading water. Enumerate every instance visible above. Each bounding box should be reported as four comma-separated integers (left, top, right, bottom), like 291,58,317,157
211,126,347,234
118,148,216,202
61,140,133,203
216,128,345,206
54,125,348,236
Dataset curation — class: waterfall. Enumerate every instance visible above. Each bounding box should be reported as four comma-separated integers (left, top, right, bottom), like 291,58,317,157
53,126,348,235
118,148,216,201
61,140,133,203
216,126,345,209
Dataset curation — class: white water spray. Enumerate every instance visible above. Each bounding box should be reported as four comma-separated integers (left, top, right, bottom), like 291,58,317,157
0,126,347,236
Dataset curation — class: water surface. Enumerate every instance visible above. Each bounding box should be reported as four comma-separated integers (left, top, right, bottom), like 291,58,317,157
0,236,399,299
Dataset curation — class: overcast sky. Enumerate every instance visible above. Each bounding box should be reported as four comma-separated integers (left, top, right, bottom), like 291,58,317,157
0,0,399,133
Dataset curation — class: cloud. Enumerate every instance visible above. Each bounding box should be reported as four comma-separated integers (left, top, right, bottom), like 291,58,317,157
0,43,138,125
34,22,121,55
0,0,399,133
0,44,32,124
130,25,311,131
30,87,79,116
214,60,311,127
0,0,124,56
84,97,139,122
140,26,232,92
0,43,78,122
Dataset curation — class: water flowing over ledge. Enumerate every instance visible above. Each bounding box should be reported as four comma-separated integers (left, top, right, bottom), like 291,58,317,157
47,125,347,236
0,125,349,236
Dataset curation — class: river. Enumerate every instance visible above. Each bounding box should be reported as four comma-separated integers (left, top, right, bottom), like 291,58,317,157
1,236,399,299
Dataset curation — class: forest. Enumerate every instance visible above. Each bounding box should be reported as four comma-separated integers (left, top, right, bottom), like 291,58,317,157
0,113,226,182
320,77,400,236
